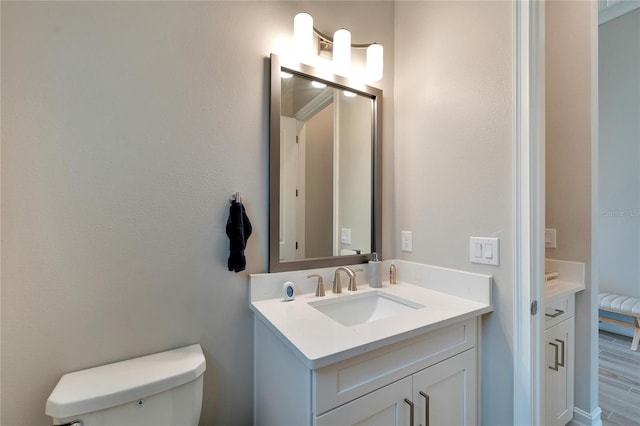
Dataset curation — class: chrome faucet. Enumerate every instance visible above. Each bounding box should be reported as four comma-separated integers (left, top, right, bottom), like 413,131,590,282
333,267,356,293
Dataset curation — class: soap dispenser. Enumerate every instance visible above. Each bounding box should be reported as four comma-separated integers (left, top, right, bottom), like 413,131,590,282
369,252,382,288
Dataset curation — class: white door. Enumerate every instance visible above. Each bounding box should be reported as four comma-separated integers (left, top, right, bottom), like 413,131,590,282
315,377,412,426
412,349,477,426
279,116,299,260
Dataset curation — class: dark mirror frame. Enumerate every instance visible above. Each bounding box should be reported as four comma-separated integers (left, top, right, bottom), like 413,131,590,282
269,53,383,272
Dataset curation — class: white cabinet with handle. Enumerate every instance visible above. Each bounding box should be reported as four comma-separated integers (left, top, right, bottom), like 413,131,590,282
543,259,585,426
315,376,412,426
413,348,477,426
251,261,493,426
254,317,480,426
317,349,476,426
544,293,576,426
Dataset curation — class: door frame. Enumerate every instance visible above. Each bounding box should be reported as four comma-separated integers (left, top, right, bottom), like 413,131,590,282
513,1,545,424
514,2,601,425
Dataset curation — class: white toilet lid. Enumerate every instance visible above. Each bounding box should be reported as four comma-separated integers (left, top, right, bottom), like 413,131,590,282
45,343,206,419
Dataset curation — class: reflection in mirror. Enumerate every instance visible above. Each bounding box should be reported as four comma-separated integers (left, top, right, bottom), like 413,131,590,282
280,73,372,260
270,54,382,272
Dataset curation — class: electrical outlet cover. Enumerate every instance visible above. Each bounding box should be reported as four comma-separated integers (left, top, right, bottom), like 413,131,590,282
341,228,352,245
401,231,413,252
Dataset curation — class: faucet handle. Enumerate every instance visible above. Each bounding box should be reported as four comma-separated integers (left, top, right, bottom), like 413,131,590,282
332,273,342,294
307,274,325,297
350,269,364,291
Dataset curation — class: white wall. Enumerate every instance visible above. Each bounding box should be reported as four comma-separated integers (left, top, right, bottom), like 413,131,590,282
598,8,640,300
545,0,599,418
394,2,514,423
0,2,395,425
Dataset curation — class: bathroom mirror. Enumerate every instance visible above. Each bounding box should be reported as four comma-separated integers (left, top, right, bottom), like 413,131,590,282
269,53,382,272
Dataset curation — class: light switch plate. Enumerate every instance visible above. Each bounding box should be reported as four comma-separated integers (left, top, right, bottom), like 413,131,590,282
469,237,500,266
341,228,351,244
545,229,557,248
401,231,413,252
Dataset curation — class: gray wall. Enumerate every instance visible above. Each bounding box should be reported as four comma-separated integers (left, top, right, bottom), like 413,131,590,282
2,1,574,424
598,9,640,300
0,2,395,425
546,0,599,417
394,2,514,424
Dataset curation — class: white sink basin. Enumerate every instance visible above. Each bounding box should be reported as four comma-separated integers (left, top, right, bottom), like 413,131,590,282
309,292,425,327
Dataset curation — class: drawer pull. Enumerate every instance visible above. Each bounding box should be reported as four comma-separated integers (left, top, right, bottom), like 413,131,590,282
556,338,565,367
545,309,565,318
549,341,559,371
404,398,414,426
419,391,430,426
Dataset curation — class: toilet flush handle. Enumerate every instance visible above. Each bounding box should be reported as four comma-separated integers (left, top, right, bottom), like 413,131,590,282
55,421,82,426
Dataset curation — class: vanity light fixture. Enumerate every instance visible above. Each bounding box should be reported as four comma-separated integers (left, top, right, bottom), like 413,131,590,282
292,12,384,82
332,28,351,75
293,12,314,60
366,43,384,82
311,81,327,89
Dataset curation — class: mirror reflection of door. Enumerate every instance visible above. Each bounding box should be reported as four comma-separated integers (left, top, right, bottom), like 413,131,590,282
280,76,335,260
305,103,334,258
280,72,373,262
279,116,299,260
336,92,372,257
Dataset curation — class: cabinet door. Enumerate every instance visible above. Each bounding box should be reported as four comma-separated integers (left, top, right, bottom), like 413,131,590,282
545,318,574,426
412,349,477,426
315,377,412,426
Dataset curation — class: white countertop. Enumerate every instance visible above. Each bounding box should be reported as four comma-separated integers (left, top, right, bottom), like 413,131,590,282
250,279,492,369
544,259,586,302
544,279,585,302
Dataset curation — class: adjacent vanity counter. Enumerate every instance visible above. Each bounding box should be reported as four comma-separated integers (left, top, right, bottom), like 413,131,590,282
544,258,585,302
250,260,493,369
545,279,585,301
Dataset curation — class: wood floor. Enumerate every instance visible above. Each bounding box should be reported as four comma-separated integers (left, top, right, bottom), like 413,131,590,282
599,330,640,426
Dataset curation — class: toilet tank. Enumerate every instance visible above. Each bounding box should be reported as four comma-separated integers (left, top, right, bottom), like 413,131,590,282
46,344,206,426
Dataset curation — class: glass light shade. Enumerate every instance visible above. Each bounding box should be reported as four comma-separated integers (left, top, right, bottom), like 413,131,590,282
294,13,314,59
333,28,351,75
366,43,384,81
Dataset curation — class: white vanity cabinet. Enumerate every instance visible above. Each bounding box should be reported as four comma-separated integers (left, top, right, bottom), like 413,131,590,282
315,376,412,426
317,349,476,426
251,261,493,426
412,348,477,426
544,294,576,426
254,316,479,426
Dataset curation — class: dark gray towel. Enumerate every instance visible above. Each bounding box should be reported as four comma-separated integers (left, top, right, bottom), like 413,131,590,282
226,201,252,272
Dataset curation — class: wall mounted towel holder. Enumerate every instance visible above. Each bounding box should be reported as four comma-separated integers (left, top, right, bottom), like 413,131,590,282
229,192,242,204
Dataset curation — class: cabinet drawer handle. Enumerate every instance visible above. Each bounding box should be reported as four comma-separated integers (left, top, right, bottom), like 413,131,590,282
549,341,559,371
419,391,430,426
556,338,565,367
404,398,414,426
545,309,565,318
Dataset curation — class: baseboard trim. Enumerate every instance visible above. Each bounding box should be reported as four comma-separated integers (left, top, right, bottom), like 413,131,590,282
569,406,602,426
